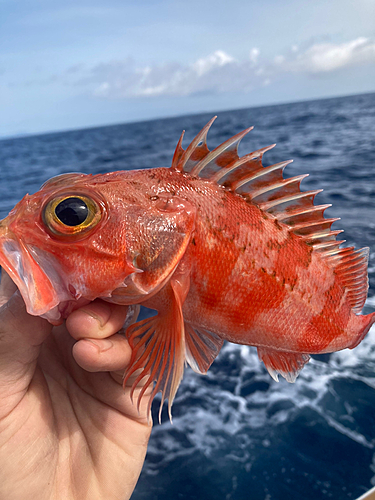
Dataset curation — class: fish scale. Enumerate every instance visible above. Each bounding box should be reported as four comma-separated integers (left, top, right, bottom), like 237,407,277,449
0,117,373,420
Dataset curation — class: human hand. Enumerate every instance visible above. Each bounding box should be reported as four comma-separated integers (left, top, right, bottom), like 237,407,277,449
0,270,152,500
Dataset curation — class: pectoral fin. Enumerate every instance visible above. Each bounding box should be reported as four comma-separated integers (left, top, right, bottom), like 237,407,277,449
123,259,224,421
123,263,189,422
257,347,310,383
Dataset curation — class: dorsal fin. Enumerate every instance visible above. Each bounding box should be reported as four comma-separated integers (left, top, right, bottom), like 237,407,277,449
171,118,371,313
170,130,185,170
173,117,216,173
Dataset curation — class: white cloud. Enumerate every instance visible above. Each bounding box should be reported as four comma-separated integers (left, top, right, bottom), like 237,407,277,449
88,37,374,98
286,37,375,73
193,50,235,77
27,37,375,99
85,50,261,99
249,48,260,64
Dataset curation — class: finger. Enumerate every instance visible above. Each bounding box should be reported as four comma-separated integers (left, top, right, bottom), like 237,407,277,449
0,269,18,307
66,300,130,340
0,291,52,408
72,333,153,424
72,333,132,372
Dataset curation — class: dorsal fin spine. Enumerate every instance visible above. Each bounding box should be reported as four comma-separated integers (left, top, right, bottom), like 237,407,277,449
171,131,185,171
321,248,351,257
301,229,344,241
333,251,364,262
190,126,253,177
176,116,216,172
314,240,346,251
280,203,332,218
250,174,309,201
232,160,292,191
212,144,276,183
258,190,323,212
292,218,340,231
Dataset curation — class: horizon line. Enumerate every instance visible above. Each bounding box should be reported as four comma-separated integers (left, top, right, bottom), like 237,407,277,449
1,89,374,142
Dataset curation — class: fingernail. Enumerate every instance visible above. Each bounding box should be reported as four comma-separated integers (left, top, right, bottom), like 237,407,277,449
82,303,111,328
87,338,113,352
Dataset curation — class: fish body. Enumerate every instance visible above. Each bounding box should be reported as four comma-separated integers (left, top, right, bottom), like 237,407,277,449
0,118,373,416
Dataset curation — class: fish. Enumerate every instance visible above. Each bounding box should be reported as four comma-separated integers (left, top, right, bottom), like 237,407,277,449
0,117,374,419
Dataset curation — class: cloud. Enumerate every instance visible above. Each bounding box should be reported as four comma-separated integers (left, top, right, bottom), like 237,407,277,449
14,37,374,98
86,49,268,99
285,37,375,73
85,37,375,99
249,48,260,64
192,50,235,77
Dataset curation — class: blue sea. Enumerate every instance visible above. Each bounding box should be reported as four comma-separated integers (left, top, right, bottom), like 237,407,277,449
1,92,375,499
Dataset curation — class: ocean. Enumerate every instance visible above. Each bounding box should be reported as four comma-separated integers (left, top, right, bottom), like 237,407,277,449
1,92,375,499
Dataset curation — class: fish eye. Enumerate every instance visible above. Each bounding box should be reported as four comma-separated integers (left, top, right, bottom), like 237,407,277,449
55,197,89,226
43,194,101,237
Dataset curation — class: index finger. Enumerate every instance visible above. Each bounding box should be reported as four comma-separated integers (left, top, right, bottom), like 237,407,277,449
66,300,136,340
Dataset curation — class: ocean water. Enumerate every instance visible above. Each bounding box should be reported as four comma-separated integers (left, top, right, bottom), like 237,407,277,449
1,92,375,499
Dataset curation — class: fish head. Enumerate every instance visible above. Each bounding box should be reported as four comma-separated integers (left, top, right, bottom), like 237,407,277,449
0,173,135,323
0,171,196,324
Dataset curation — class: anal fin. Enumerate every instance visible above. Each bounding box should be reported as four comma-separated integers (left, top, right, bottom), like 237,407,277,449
257,347,310,383
185,324,223,374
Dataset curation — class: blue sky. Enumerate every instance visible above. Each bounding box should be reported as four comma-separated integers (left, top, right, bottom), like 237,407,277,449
1,0,375,137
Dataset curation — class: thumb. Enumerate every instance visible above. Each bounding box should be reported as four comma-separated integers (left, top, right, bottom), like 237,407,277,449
0,272,52,403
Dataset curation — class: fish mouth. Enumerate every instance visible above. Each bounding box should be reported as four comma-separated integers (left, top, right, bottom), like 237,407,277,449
0,222,71,323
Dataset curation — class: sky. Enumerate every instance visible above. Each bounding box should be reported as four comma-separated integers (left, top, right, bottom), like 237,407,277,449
1,0,375,137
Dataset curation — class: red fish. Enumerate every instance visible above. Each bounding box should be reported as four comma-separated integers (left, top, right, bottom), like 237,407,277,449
0,117,373,419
